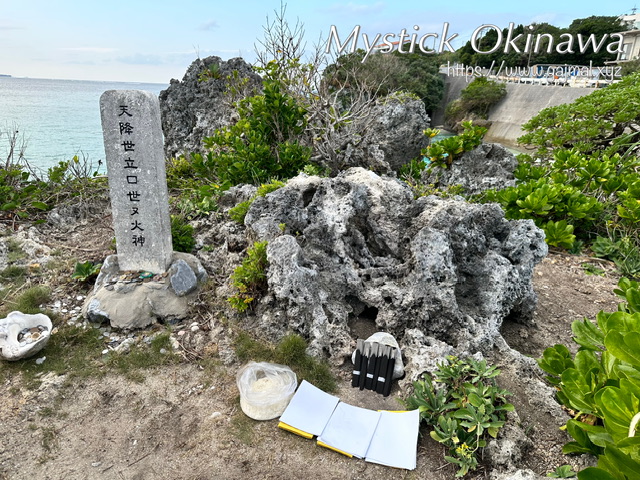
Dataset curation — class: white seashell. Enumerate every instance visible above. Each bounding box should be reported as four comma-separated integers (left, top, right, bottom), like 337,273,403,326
0,311,53,361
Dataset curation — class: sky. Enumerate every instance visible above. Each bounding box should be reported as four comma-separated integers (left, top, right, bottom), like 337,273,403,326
0,0,634,84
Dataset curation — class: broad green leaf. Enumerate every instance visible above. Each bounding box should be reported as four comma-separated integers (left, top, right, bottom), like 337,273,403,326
572,318,604,350
599,444,640,480
602,351,620,379
539,344,574,379
567,419,611,448
598,311,627,336
575,350,602,378
595,387,640,441
605,331,640,367
618,436,640,450
563,442,598,455
577,467,618,480
30,201,48,210
561,368,596,413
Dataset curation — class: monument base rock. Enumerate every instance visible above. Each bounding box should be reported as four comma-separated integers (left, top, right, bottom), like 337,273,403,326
82,252,207,329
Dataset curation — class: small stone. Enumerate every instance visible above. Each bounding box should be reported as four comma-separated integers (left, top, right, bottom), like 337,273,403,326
102,349,109,355
177,330,186,336
210,412,222,420
35,356,46,365
190,325,199,333
76,295,84,301
114,338,135,353
169,259,198,296
159,348,167,355
91,462,102,468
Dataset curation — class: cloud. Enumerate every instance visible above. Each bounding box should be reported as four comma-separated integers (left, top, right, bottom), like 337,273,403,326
60,47,118,53
324,2,385,15
199,20,219,31
117,53,166,65
0,23,24,30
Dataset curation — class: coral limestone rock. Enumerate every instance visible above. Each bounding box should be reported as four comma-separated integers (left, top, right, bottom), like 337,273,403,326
240,168,547,364
159,56,262,159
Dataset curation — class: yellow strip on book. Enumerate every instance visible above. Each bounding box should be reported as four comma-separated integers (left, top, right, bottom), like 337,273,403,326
317,440,353,458
278,422,314,439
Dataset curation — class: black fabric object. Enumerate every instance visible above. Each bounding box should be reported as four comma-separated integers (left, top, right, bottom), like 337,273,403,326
352,339,364,388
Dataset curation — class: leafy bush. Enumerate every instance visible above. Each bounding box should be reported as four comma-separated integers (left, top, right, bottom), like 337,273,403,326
170,215,196,253
0,155,106,222
228,240,268,312
481,148,640,275
538,278,640,479
200,62,312,186
422,121,487,169
446,77,506,125
403,356,514,477
518,73,640,159
323,50,444,114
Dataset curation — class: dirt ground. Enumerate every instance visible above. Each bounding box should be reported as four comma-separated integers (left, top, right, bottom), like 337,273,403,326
0,217,624,480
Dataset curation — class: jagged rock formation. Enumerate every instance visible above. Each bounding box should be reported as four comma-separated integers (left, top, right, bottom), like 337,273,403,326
319,94,431,174
422,142,518,195
199,168,547,372
159,56,262,159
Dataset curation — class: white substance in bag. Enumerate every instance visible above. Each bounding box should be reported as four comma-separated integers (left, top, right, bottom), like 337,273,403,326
237,362,297,420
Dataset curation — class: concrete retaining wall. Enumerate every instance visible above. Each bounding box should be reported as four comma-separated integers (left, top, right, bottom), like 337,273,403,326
433,75,595,146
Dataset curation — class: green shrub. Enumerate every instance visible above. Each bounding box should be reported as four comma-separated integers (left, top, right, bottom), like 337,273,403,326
403,356,513,477
200,63,312,186
228,200,252,224
423,121,487,169
228,241,268,312
481,148,640,275
170,215,196,253
446,77,506,125
519,73,640,159
538,278,640,479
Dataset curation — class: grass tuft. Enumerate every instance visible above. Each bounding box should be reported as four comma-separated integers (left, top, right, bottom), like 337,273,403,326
233,332,336,392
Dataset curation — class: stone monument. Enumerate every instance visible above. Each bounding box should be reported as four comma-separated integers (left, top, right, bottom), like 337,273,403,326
99,90,173,273
82,91,207,329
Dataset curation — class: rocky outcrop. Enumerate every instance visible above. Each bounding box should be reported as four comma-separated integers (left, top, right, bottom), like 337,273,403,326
320,93,430,174
159,56,262,159
202,168,547,369
422,143,518,195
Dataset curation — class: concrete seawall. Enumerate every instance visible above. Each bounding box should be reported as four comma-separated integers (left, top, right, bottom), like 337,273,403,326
433,75,594,146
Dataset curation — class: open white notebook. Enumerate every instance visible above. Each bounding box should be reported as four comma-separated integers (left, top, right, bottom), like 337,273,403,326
278,380,419,470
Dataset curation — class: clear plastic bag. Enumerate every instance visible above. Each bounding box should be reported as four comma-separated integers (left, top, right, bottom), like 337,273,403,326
236,362,298,420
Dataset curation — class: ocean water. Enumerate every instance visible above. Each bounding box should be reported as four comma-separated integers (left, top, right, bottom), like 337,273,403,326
0,77,167,174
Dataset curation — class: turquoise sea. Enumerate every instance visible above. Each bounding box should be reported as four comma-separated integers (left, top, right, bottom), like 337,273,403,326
0,77,167,173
